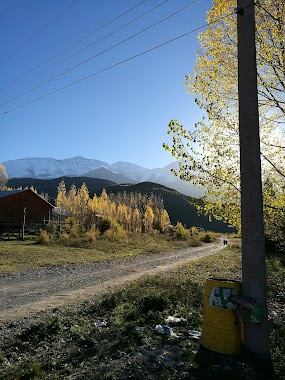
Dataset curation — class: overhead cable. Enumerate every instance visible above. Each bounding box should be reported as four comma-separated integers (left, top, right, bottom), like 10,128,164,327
0,10,237,116
0,0,169,99
0,0,16,19
0,0,202,107
0,0,10,8
0,0,81,66
0,0,150,91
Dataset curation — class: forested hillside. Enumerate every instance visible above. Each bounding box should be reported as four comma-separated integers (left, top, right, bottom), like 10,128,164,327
7,177,235,233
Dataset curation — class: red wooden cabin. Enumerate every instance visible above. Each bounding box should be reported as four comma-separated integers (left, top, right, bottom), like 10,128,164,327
0,189,53,224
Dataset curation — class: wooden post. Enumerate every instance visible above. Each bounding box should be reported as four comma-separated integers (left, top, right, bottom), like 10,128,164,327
22,207,26,240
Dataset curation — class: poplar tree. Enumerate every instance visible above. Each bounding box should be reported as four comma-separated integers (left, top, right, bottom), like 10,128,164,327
66,184,78,221
160,209,171,233
77,183,90,230
164,0,285,245
132,207,142,233
143,206,154,233
55,181,67,215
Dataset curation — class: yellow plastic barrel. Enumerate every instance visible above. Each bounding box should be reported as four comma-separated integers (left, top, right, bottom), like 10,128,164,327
201,278,242,355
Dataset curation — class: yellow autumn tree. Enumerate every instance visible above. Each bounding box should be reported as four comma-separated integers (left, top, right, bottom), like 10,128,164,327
132,207,142,233
116,204,129,230
164,0,285,246
98,189,111,216
160,209,171,233
55,180,67,216
77,183,91,230
143,206,154,233
66,184,78,222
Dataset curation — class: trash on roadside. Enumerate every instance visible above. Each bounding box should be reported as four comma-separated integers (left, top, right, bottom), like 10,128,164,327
188,330,202,340
165,316,186,324
272,311,282,326
95,321,108,327
135,326,145,332
155,324,178,337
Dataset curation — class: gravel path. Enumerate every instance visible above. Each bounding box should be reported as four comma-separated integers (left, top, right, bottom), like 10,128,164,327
0,243,224,322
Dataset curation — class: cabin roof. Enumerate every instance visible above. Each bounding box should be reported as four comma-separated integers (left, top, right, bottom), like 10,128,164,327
0,189,54,207
0,190,25,198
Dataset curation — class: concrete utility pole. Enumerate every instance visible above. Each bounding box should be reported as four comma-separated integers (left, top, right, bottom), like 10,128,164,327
236,0,270,361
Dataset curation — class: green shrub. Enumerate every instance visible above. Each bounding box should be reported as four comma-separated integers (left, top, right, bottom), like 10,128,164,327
85,229,99,242
173,222,189,240
190,226,199,236
45,222,57,235
138,293,169,313
200,233,212,243
70,224,80,238
38,230,51,244
103,220,127,240
188,237,202,247
59,232,69,241
18,317,62,345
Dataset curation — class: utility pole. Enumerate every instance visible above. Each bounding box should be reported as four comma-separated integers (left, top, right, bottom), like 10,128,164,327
236,0,270,361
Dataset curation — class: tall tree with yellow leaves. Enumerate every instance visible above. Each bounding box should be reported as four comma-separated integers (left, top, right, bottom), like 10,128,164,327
164,0,285,246
143,206,154,233
66,184,78,222
160,209,171,233
55,181,67,216
77,183,90,230
132,207,142,233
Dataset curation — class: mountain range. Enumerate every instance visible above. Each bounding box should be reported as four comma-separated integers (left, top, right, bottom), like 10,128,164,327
3,156,203,197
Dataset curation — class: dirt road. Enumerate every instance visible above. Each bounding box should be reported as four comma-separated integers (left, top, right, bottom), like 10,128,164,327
0,243,223,322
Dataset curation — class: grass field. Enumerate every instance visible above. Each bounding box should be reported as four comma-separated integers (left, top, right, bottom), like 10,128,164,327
0,234,205,272
0,246,284,379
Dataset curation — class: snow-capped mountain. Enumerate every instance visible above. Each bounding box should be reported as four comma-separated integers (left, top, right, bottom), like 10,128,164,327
3,156,203,197
3,156,110,179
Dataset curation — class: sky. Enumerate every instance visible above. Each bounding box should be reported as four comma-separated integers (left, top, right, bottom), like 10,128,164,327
0,0,212,169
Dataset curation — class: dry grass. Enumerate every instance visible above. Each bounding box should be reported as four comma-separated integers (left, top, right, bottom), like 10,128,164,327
0,248,284,379
0,234,205,273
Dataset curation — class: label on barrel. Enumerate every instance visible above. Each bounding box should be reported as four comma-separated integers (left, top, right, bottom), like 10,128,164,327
209,287,239,310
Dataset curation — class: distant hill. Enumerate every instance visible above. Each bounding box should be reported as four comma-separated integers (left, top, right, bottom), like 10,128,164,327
7,177,235,233
103,182,235,233
7,177,115,201
3,156,203,197
83,167,135,184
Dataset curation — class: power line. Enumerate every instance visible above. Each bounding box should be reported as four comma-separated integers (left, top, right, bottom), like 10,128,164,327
0,0,10,8
0,0,16,19
0,10,236,117
0,0,202,107
0,0,150,91
0,0,170,99
0,0,81,66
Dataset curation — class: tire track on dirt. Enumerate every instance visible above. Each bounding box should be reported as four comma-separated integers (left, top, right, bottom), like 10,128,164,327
0,243,224,322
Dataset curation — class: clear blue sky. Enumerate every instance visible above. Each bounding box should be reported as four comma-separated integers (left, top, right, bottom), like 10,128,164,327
0,0,211,169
